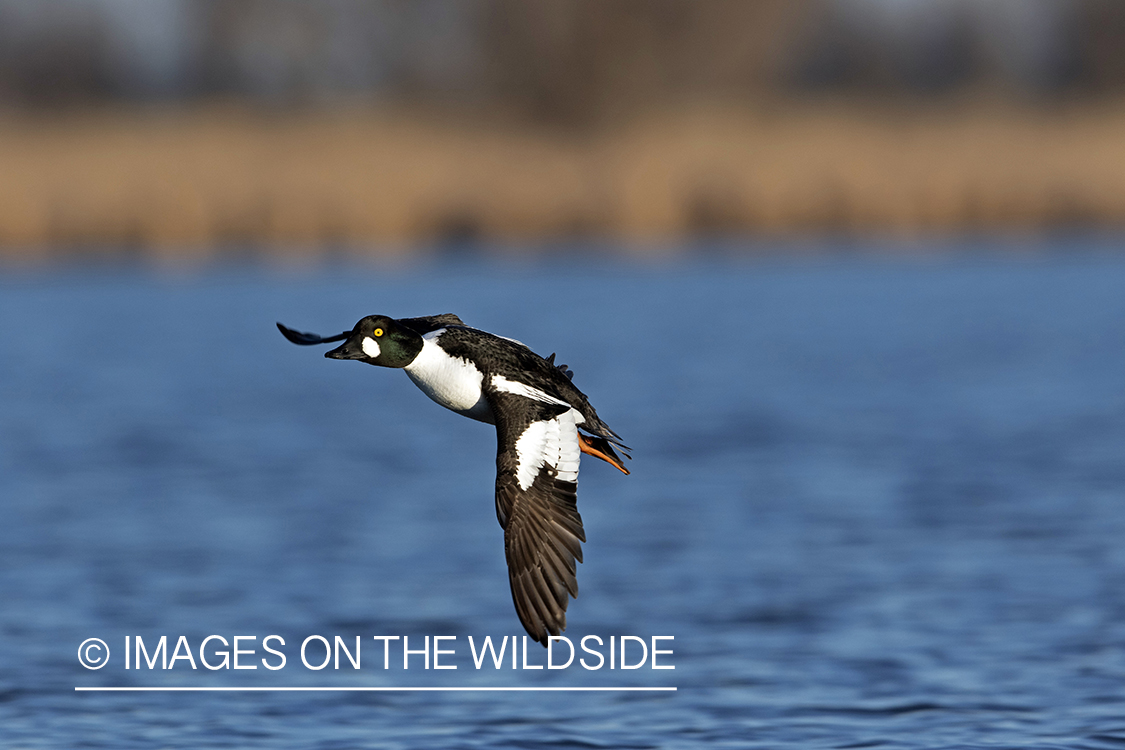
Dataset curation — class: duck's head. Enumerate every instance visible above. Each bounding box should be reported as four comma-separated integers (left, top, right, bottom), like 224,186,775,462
325,315,422,368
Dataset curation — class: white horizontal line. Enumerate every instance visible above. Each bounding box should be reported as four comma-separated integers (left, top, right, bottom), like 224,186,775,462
75,686,676,692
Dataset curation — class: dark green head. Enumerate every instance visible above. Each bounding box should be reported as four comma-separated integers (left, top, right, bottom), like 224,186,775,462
325,315,423,368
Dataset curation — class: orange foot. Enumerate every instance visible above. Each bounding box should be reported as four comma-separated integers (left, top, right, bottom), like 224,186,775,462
579,434,630,475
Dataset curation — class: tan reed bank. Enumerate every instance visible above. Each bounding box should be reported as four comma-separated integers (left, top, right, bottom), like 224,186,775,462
1,101,1124,258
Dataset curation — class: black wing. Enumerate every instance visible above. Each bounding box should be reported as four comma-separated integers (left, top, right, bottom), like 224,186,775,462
277,313,466,345
276,322,349,346
545,353,574,381
435,327,628,454
487,389,586,646
397,313,467,335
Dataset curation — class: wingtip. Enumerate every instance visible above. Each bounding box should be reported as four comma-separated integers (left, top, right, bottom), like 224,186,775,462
276,321,304,345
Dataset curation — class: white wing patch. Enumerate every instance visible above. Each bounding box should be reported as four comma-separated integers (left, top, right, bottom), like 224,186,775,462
513,408,584,490
492,374,569,407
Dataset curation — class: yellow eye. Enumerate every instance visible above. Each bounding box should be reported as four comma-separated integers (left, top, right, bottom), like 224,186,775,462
373,328,384,337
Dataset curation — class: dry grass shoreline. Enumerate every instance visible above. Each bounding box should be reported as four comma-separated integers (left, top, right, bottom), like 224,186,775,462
2,101,1124,258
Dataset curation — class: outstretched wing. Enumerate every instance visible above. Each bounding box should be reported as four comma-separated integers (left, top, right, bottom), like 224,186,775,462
398,314,466,334
276,322,349,345
278,314,464,345
487,388,586,645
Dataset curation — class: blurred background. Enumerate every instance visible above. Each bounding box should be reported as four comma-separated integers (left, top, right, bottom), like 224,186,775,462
5,5,1125,748
1,0,1124,258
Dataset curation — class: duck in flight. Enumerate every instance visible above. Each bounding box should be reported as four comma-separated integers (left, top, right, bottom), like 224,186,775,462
277,314,630,645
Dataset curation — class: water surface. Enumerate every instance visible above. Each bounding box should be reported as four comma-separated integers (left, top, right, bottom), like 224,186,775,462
2,249,1125,748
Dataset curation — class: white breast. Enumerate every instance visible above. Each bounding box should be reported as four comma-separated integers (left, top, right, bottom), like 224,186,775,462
404,331,494,423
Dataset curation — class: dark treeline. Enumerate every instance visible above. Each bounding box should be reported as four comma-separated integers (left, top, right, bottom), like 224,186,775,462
2,0,1125,123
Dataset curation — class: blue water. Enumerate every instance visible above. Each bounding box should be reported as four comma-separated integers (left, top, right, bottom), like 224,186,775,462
3,248,1125,748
